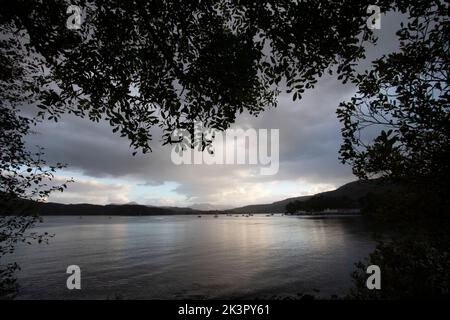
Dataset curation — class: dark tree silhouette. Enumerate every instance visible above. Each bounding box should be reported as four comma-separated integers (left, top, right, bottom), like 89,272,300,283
0,105,71,298
1,0,394,153
337,0,449,189
337,0,450,299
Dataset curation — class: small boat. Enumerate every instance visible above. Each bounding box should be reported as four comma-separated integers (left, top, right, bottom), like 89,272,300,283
198,215,202,218
214,215,219,218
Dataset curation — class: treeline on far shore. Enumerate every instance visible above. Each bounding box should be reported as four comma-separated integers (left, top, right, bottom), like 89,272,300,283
285,195,360,214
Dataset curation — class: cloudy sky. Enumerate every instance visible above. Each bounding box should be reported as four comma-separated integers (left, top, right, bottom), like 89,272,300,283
24,12,403,209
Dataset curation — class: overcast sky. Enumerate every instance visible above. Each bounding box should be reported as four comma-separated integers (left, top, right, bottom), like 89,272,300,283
23,12,404,209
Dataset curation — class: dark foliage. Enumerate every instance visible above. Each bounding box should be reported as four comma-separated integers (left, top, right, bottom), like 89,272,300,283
348,231,450,299
0,106,71,298
1,0,395,153
337,0,450,299
337,0,449,189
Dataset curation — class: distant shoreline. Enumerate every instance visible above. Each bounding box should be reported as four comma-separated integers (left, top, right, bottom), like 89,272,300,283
28,212,362,217
1,200,361,217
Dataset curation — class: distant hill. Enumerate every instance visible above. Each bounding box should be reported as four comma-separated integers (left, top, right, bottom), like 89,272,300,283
229,179,397,214
1,201,206,216
38,203,198,216
1,179,395,216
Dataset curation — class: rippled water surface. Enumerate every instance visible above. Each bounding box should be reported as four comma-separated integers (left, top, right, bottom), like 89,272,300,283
9,215,375,299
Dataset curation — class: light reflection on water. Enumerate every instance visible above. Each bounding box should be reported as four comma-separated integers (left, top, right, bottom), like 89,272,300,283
8,215,375,299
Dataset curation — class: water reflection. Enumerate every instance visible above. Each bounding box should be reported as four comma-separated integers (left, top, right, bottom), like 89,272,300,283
8,215,374,299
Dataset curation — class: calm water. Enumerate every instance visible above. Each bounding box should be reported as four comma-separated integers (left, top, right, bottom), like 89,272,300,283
8,215,375,299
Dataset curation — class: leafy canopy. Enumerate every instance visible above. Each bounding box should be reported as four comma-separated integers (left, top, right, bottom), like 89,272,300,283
337,0,449,188
1,0,393,153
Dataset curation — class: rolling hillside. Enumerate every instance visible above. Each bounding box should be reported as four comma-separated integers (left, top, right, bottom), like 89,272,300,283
229,179,396,213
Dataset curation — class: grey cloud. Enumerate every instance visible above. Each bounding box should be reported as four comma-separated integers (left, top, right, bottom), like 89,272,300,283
48,176,131,205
